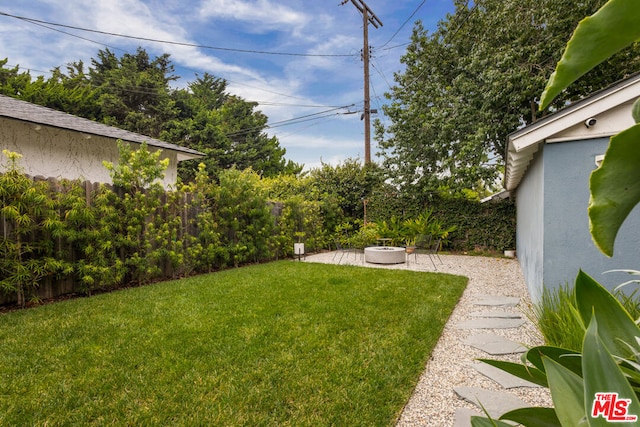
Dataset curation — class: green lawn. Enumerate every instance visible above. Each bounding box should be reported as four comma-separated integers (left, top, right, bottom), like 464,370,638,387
0,261,467,426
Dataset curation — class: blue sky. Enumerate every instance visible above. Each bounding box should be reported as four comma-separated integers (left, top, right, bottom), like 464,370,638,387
0,0,455,170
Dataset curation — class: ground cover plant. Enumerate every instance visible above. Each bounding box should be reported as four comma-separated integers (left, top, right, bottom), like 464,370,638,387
0,261,467,426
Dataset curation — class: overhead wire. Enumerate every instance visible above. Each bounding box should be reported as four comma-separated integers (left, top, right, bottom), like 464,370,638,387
405,0,481,88
224,106,351,139
0,13,344,103
379,0,427,49
0,11,357,58
0,7,401,150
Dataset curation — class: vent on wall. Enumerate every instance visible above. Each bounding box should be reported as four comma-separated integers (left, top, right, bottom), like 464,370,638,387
595,154,605,167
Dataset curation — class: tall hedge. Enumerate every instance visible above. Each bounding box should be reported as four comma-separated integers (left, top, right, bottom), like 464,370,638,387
366,189,515,251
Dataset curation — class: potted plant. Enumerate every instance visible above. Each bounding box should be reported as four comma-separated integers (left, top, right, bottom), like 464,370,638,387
404,237,416,253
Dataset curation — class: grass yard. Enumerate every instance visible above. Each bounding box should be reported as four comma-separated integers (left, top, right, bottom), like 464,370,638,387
0,261,467,426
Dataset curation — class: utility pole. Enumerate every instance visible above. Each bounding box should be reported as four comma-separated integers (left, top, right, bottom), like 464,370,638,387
341,0,382,164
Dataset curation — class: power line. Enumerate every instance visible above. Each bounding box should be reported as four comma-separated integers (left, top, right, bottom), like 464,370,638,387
0,11,357,58
1,14,345,103
406,0,481,88
224,106,351,138
380,0,426,49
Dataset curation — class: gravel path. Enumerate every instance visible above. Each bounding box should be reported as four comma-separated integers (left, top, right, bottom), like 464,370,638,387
303,252,552,426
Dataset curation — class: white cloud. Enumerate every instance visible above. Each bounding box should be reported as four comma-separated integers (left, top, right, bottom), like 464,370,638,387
198,0,309,32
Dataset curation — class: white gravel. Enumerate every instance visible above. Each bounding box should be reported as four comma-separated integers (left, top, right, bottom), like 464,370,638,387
303,252,552,426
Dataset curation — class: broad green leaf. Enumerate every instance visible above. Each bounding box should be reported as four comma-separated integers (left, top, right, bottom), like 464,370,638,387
583,317,640,426
542,356,587,426
575,270,640,359
540,0,640,109
589,124,640,257
499,407,561,427
479,358,549,388
524,346,582,378
470,416,513,427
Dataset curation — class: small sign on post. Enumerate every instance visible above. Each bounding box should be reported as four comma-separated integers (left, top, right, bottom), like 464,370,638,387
294,243,305,261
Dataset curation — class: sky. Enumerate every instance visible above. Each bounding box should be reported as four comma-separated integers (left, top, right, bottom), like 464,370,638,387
0,0,455,170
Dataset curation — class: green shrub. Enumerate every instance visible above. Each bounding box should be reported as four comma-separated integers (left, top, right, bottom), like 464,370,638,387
0,150,72,306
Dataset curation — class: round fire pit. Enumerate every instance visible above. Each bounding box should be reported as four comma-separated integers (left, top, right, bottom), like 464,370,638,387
364,246,406,264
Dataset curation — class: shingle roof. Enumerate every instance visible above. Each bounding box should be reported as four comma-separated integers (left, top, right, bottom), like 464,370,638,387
0,94,204,161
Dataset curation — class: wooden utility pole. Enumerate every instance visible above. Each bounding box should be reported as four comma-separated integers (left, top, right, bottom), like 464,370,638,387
341,0,382,164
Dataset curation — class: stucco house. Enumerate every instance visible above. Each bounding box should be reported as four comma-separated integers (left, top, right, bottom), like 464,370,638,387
505,73,640,302
0,94,204,188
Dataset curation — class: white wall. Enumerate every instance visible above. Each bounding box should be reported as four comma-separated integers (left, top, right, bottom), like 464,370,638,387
0,118,179,188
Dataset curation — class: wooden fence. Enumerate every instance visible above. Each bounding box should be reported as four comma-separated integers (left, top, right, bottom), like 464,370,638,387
1,175,286,307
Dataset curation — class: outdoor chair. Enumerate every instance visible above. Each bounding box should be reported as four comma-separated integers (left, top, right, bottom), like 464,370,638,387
424,238,442,270
407,234,432,264
333,239,360,264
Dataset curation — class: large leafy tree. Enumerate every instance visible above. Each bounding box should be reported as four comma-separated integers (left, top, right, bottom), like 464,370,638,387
377,0,640,196
164,73,302,181
88,48,179,138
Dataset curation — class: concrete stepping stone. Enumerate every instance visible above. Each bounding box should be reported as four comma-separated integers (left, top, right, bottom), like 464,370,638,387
454,407,517,427
470,310,522,319
462,333,527,355
454,386,529,419
473,296,520,307
455,318,526,329
453,407,482,427
469,362,541,389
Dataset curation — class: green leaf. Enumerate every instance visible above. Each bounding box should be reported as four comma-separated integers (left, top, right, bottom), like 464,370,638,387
589,124,640,257
478,358,549,388
499,407,561,427
540,0,640,109
542,356,587,426
524,346,583,378
575,270,640,359
583,317,640,426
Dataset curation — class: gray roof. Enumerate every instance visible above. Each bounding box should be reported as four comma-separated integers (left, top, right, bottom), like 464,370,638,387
0,94,204,161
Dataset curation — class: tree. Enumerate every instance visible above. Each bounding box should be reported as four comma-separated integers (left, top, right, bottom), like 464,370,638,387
308,158,383,222
0,58,100,118
377,0,640,196
165,76,302,182
88,48,179,138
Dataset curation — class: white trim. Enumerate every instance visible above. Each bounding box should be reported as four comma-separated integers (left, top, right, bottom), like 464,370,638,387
505,73,640,191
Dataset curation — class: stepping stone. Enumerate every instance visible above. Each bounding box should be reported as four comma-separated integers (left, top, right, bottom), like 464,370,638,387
454,407,517,427
463,333,527,355
470,310,522,319
469,362,541,389
453,407,482,427
454,386,530,419
473,296,520,307
455,318,525,329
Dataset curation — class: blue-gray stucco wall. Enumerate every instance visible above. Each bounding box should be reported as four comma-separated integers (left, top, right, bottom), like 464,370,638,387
517,137,640,302
516,145,545,300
